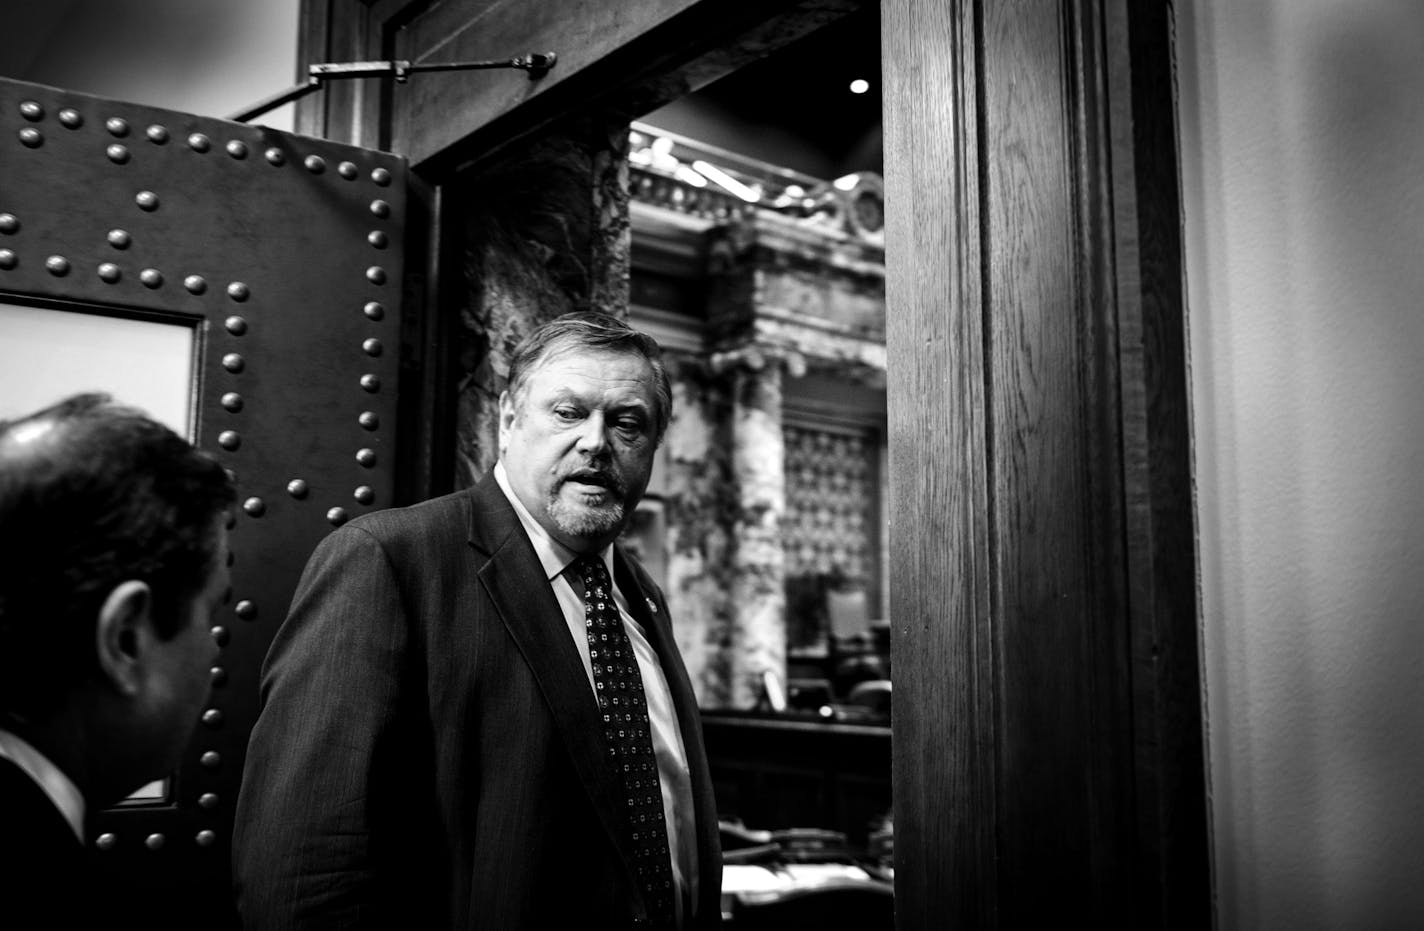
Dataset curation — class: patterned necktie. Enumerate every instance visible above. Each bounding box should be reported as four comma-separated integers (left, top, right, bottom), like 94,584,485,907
575,555,677,927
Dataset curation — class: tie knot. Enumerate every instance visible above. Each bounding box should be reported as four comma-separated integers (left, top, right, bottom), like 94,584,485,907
575,554,611,592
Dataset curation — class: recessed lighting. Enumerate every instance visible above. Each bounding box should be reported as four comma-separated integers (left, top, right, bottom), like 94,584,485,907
849,78,870,95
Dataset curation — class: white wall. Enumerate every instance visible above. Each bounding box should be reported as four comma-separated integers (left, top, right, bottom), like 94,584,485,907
3,0,300,131
1177,1,1424,926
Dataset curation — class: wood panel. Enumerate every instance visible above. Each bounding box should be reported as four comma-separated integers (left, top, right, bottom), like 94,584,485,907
885,0,1207,927
882,0,995,926
299,0,862,173
1106,1,1212,925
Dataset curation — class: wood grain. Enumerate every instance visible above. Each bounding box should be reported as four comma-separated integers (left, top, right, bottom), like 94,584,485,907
883,0,995,925
886,0,1207,926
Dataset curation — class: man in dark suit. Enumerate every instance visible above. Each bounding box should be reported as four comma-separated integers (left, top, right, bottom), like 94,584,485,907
234,312,721,929
0,393,235,927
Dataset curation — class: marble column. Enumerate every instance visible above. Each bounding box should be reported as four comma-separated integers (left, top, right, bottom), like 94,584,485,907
449,115,632,486
723,350,788,709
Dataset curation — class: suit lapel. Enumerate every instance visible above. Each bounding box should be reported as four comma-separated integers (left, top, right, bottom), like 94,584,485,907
465,476,639,878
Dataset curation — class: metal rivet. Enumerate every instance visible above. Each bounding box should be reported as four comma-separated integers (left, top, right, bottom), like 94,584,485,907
58,108,82,129
98,262,121,283
227,281,250,302
372,167,392,186
221,392,243,412
218,430,240,450
363,301,385,321
145,833,165,851
198,793,219,810
107,144,130,164
146,124,169,144
200,751,221,769
225,315,247,336
359,373,380,393
304,154,326,174
287,479,309,499
210,665,227,686
370,199,390,218
45,255,70,276
264,147,285,166
358,411,379,430
135,190,159,211
0,213,17,234
338,160,358,179
362,338,383,357
368,230,388,249
366,266,386,285
222,353,244,373
188,132,211,152
202,708,224,727
356,448,376,467
18,127,43,148
235,599,257,620
242,496,265,517
327,507,348,526
139,267,163,288
185,274,207,294
210,626,230,646
354,485,375,505
95,833,117,851
108,229,131,249
106,117,130,137
0,250,15,270
19,101,44,121
226,139,248,159
195,830,217,848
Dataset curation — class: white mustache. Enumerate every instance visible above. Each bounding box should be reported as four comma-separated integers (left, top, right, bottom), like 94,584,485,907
558,468,624,496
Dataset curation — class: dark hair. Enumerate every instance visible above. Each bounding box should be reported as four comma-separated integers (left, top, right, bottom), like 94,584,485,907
0,393,235,717
506,312,673,441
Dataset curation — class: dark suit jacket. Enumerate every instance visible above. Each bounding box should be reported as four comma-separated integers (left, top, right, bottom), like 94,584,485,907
233,474,722,929
0,756,95,928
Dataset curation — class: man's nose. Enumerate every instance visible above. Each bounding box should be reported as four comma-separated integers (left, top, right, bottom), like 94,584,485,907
574,410,610,454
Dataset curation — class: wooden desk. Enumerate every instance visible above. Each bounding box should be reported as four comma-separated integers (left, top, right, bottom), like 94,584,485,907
701,711,891,848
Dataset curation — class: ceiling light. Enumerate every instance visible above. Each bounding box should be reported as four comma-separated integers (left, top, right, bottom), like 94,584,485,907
692,160,761,203
849,79,870,95
674,164,708,188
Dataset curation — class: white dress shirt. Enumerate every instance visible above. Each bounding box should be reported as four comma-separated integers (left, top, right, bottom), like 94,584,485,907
494,462,699,923
0,727,85,843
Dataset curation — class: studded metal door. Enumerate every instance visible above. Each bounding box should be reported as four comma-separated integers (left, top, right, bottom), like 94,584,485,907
0,78,406,925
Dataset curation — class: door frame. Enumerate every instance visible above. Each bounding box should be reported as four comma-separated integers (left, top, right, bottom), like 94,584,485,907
300,0,1209,925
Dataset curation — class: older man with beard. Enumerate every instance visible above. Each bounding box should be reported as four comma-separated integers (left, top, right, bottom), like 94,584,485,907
233,312,721,930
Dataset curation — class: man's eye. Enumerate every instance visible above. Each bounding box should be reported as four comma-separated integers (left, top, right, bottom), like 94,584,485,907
553,407,581,421
615,417,646,433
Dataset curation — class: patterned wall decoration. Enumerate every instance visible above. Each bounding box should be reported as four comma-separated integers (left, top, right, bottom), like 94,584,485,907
781,423,876,584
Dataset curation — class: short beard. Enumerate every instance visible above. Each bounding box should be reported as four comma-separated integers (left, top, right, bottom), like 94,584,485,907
548,494,626,540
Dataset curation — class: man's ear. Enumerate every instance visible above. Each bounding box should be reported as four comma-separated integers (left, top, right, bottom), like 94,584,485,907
497,390,515,455
95,580,153,697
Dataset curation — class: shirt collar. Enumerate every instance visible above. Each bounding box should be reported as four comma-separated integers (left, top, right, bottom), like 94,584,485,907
493,461,613,581
0,728,86,843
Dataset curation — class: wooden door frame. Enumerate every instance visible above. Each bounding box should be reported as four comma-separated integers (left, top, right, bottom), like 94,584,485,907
299,0,1210,926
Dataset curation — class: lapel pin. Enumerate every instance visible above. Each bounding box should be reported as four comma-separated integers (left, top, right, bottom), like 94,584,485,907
646,597,658,615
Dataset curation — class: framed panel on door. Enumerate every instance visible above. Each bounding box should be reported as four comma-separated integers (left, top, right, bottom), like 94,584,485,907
0,76,408,926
